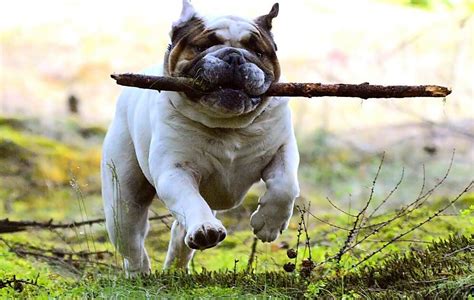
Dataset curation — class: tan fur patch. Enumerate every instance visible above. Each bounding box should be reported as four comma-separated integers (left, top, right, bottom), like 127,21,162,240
164,16,280,82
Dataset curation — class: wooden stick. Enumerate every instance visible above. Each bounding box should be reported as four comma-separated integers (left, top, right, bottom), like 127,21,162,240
111,73,451,99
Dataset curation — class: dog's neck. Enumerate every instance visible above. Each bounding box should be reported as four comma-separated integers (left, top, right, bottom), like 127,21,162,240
166,91,279,129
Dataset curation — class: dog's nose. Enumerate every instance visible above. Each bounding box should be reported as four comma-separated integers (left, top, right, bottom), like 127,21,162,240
223,52,245,67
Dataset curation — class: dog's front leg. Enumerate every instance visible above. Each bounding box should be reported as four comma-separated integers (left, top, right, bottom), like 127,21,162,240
153,164,226,265
251,137,300,242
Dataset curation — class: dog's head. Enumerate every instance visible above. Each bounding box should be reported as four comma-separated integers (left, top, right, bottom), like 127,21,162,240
164,1,281,126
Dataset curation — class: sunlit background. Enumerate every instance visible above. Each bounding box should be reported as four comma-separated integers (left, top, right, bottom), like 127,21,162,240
1,0,473,219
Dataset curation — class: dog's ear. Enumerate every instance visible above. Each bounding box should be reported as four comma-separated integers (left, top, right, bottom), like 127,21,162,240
172,0,198,29
255,3,279,31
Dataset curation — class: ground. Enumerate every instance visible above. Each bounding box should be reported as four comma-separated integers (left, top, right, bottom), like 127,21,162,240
0,116,472,299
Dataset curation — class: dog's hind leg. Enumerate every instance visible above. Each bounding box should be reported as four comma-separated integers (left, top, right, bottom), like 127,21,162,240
163,220,195,269
101,120,156,277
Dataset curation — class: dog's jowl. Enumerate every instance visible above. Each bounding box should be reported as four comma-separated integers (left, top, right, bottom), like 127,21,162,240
101,0,299,276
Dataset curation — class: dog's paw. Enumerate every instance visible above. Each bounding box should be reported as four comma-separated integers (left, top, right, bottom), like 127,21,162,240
185,221,227,250
250,204,292,243
124,257,151,279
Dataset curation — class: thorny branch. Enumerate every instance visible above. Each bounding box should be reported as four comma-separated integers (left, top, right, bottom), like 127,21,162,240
111,73,452,99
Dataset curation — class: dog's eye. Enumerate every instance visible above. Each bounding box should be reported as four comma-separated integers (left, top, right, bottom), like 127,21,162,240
193,45,205,52
191,44,210,53
256,52,264,58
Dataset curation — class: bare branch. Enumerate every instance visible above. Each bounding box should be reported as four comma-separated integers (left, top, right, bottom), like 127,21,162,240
111,74,452,99
246,237,258,273
0,237,119,271
314,152,465,268
307,211,351,231
334,153,385,262
363,150,454,229
352,180,474,268
326,196,356,217
297,206,313,261
366,167,405,220
0,274,40,291
0,214,172,234
336,153,454,258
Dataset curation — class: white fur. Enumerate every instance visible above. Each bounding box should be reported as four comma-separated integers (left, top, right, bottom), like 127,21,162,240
204,16,258,44
102,18,299,277
172,0,197,28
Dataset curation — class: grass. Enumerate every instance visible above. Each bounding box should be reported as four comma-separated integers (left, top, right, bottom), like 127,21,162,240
1,234,472,298
0,116,473,298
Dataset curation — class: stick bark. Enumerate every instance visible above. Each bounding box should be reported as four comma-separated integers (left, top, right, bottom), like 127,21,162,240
111,73,451,99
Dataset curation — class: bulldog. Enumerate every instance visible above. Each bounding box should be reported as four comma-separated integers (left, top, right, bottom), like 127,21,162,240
102,0,299,276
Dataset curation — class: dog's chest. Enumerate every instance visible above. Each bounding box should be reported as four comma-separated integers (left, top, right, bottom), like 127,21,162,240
195,129,280,210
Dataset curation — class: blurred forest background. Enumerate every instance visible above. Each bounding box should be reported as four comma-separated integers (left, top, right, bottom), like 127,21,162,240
0,0,473,298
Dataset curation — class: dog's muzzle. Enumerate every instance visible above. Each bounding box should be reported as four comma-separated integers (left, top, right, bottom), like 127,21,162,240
186,47,274,116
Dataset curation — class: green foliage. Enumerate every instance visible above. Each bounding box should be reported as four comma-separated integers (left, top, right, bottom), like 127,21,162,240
298,129,375,197
321,235,474,299
0,243,73,299
0,122,101,191
2,234,472,298
1,116,473,298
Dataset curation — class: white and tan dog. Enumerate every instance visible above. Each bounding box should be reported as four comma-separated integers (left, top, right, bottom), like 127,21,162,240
102,0,299,276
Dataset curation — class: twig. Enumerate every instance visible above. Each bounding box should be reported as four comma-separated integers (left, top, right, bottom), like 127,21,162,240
332,153,453,260
363,238,432,244
315,152,465,268
0,214,172,234
246,237,258,273
366,167,404,220
296,206,313,261
233,259,239,285
151,209,171,230
307,211,350,231
325,196,356,217
352,180,473,268
0,237,119,271
362,151,453,230
443,245,474,258
0,274,40,292
111,74,451,99
294,205,304,265
334,153,385,263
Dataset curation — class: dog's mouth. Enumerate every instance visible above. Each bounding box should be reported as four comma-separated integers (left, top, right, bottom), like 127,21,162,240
195,87,262,117
178,48,274,116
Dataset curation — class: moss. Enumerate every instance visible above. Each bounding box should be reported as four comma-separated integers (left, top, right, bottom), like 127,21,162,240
0,125,101,191
0,116,28,129
1,116,473,298
78,126,107,139
320,234,474,299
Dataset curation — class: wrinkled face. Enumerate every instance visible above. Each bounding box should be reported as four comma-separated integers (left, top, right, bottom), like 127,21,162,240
164,6,280,117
